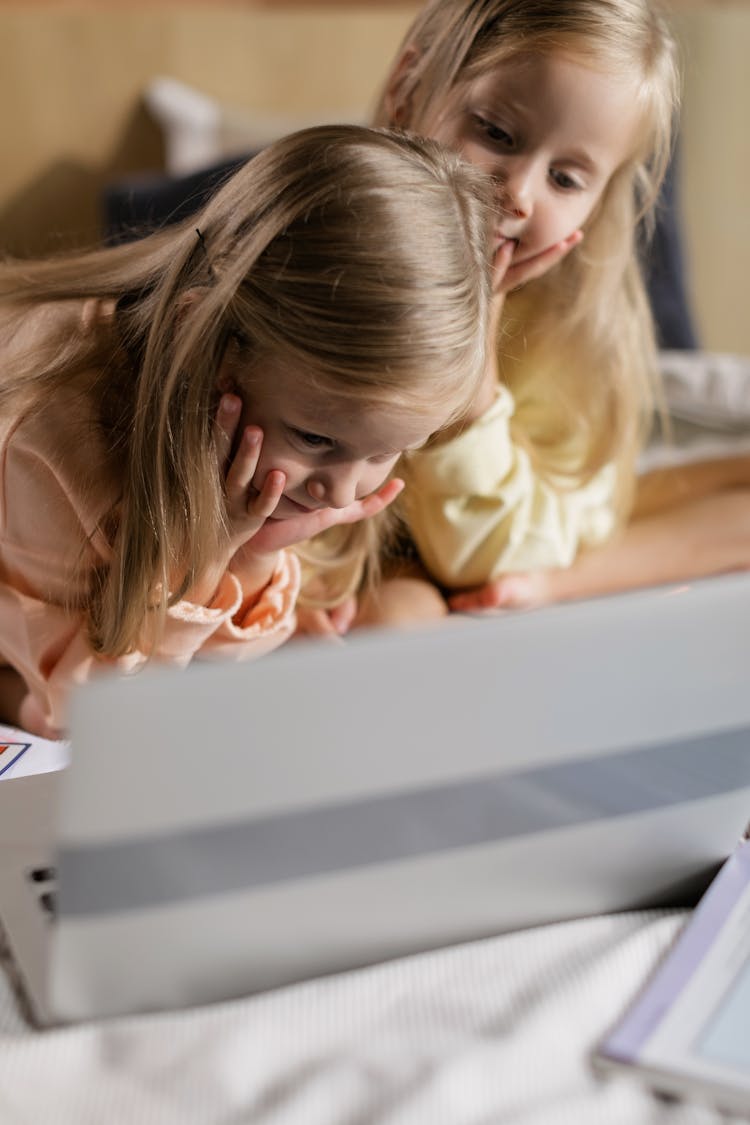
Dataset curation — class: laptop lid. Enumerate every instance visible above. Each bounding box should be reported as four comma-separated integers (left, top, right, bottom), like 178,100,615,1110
0,769,61,1026
8,572,750,1024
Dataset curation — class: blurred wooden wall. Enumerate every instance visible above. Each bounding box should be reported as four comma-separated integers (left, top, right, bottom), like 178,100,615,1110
0,1,747,353
0,3,419,256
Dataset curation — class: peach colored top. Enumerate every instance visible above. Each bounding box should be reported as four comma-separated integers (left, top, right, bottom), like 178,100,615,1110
0,375,299,731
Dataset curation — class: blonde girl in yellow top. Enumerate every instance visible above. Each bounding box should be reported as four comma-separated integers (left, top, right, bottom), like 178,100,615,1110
357,0,750,624
0,125,493,737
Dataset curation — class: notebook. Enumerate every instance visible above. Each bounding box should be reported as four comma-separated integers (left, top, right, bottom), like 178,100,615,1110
1,571,750,1027
594,833,750,1116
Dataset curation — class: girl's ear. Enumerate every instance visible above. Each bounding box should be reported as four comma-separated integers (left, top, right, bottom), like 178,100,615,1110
215,331,245,396
175,287,208,319
384,44,422,127
216,365,235,395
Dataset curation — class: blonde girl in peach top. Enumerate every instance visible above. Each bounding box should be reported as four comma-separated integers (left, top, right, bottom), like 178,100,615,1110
0,125,493,736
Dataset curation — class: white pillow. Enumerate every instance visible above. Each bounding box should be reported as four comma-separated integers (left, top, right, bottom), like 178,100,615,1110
145,77,363,177
660,350,750,432
638,350,750,471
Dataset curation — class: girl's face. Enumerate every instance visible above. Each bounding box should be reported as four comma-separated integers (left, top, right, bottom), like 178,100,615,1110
419,51,641,265
236,360,450,519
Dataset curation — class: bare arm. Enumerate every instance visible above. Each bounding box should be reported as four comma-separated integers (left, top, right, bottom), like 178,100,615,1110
548,488,750,601
633,455,750,519
450,488,750,611
355,571,449,631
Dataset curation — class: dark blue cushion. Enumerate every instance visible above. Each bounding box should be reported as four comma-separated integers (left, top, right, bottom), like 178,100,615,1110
102,155,251,245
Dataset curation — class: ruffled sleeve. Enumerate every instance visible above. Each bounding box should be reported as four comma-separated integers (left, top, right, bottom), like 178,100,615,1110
0,393,299,732
0,558,300,733
399,386,618,588
185,553,300,659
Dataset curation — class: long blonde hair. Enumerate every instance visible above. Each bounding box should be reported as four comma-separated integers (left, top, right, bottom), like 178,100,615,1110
0,125,492,656
374,0,680,516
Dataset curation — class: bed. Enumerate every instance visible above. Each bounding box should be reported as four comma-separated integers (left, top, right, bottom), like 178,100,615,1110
2,7,750,1108
1,359,749,1122
5,160,750,1125
1,905,728,1125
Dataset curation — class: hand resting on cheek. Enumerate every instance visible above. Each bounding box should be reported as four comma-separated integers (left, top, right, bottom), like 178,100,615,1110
211,392,404,601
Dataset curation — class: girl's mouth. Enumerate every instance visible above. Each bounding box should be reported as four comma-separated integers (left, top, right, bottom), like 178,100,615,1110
268,494,316,520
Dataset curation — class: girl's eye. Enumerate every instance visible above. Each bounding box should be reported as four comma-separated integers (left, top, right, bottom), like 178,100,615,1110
291,429,333,450
474,115,514,148
550,168,581,191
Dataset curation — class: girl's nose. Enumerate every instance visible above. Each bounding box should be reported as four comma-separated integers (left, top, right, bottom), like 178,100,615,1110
306,467,361,509
498,165,534,220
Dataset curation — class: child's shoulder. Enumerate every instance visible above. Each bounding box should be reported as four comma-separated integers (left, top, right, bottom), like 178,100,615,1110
5,347,113,504
4,382,119,562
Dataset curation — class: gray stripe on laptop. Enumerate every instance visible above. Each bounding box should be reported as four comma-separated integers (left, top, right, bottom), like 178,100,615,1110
59,725,750,917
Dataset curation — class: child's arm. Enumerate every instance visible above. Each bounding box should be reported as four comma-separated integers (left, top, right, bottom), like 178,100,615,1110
633,455,750,519
355,564,450,632
449,487,750,611
399,384,617,589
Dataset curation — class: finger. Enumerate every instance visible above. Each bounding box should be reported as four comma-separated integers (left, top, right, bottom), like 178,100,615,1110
225,426,263,499
249,469,286,521
547,229,583,266
214,394,242,469
294,607,342,640
329,596,357,635
537,229,583,269
334,478,405,526
502,230,583,292
246,478,404,553
530,229,582,274
493,575,538,606
491,238,517,293
451,574,541,612
487,291,507,345
449,580,506,613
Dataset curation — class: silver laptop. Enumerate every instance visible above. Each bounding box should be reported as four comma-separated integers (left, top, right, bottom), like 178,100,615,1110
2,572,750,1027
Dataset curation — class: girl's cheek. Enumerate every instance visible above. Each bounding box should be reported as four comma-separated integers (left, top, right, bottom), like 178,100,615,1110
250,441,292,488
366,460,399,496
261,451,310,492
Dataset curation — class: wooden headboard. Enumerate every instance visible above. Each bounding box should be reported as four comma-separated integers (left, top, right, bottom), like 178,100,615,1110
0,3,419,256
1,0,748,353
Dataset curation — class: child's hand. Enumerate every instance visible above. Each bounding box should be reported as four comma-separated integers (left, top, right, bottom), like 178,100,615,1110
493,230,584,296
181,400,286,607
293,597,358,642
239,476,404,556
215,394,403,556
448,571,550,613
214,393,404,595
215,397,286,557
